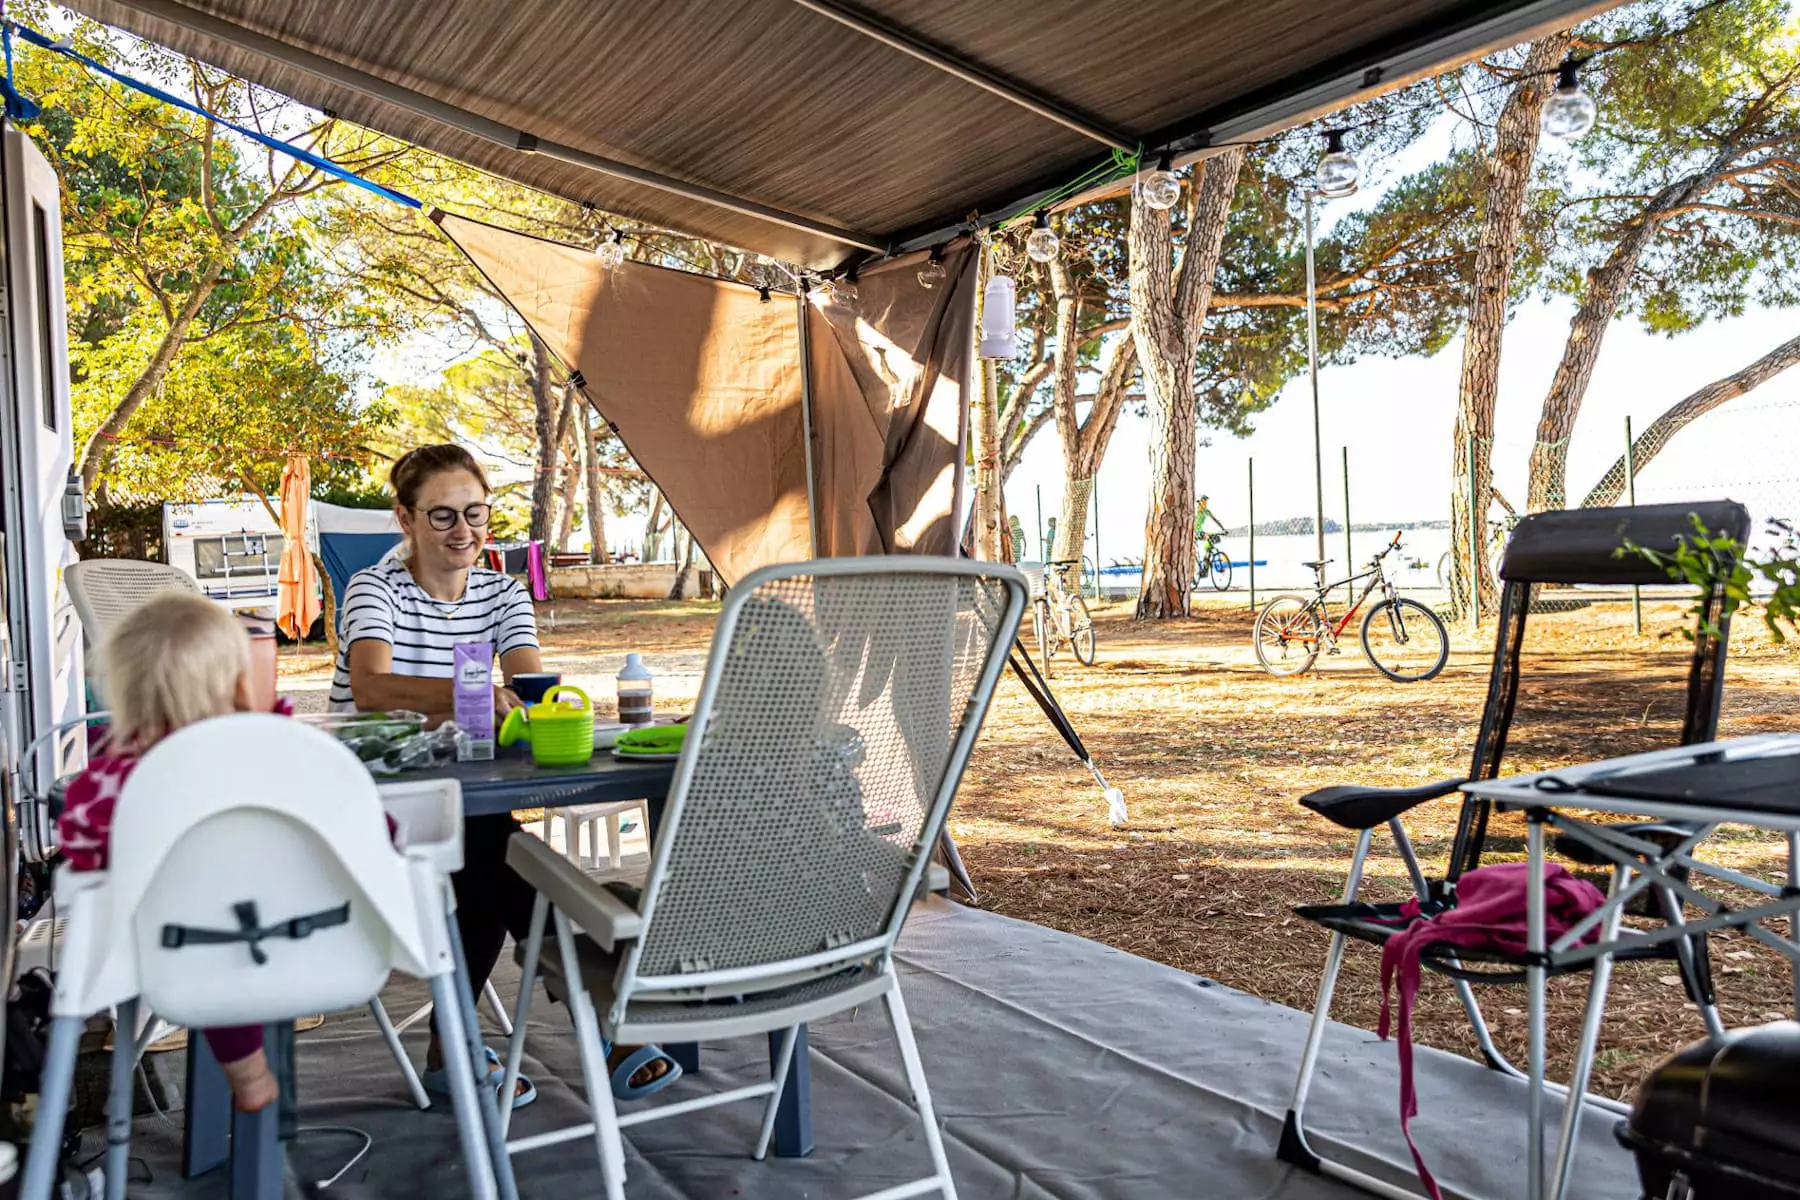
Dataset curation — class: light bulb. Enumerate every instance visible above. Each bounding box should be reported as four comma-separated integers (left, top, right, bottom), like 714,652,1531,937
1025,212,1060,263
1541,59,1597,141
1140,154,1181,211
1314,130,1359,198
917,249,947,290
595,232,625,269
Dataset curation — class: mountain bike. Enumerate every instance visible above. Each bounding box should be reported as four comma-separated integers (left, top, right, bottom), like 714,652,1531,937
1437,510,1520,590
1253,532,1449,682
1034,558,1096,670
1194,531,1232,591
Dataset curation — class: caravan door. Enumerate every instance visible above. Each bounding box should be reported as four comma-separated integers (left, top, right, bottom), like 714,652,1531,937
0,123,83,864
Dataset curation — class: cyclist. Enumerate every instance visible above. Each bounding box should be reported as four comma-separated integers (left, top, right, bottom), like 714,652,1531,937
1195,494,1228,546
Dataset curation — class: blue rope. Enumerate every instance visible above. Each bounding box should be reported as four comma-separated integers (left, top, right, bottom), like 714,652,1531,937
1,23,42,120
6,21,418,209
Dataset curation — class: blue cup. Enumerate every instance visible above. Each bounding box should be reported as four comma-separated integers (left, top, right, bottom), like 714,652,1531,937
511,673,562,706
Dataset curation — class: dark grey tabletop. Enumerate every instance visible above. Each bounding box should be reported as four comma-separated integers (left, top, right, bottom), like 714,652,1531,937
394,743,677,818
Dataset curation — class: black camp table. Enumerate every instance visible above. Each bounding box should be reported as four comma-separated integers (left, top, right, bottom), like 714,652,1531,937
186,746,817,1200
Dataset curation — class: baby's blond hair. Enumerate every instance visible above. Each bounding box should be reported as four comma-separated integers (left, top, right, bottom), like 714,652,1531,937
98,593,251,752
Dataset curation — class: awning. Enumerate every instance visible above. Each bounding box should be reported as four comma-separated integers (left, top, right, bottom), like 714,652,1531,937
64,0,1619,272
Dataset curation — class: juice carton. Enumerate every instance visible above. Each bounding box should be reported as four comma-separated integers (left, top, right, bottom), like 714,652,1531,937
454,641,495,761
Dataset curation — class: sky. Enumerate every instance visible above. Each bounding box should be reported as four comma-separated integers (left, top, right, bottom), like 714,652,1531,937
1003,300,1800,568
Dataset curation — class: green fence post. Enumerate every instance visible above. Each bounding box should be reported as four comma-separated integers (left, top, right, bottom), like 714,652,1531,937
1342,446,1353,604
1248,458,1256,612
1627,415,1642,636
1468,437,1481,632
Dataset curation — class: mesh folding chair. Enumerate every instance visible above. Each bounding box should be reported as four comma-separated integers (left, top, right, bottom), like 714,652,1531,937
497,557,1025,1200
1278,501,1750,1200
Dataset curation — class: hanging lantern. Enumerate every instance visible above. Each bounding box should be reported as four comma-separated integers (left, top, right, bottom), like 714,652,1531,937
1314,130,1360,198
1541,57,1598,141
979,274,1016,359
1025,211,1060,263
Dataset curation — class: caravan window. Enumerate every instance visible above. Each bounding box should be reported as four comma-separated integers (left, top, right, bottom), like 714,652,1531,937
192,533,284,588
32,202,55,432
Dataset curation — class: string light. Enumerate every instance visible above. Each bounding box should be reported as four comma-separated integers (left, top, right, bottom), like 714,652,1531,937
595,228,625,269
917,244,947,289
1139,153,1181,210
1314,130,1360,198
1541,56,1598,141
1025,211,1060,263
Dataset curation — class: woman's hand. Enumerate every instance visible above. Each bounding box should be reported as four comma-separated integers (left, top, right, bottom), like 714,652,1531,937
493,685,525,720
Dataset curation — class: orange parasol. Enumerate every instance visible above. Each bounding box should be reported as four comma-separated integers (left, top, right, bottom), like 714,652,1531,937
276,454,321,640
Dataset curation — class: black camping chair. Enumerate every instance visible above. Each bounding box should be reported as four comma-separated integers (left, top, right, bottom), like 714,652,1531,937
1277,501,1750,1198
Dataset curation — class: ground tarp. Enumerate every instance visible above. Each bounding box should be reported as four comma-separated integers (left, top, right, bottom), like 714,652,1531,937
436,211,975,584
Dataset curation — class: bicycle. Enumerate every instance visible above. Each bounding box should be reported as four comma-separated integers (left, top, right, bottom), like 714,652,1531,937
1034,558,1096,670
1253,531,1449,682
1194,531,1232,592
1437,509,1520,591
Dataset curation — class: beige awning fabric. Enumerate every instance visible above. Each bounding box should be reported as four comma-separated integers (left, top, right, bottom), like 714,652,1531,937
436,213,974,583
66,1,1620,271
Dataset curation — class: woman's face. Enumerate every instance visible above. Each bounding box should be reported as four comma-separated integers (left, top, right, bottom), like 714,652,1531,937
398,468,489,572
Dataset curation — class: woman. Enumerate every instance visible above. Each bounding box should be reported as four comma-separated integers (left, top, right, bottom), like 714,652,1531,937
333,444,677,1107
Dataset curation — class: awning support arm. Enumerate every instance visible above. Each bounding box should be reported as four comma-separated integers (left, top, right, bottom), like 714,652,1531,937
789,0,1134,153
110,0,886,254
796,284,821,557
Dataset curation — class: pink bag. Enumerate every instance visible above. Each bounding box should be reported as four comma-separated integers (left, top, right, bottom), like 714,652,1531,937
1377,862,1606,1199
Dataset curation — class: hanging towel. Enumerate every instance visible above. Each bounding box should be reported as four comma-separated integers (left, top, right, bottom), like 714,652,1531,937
1377,861,1607,1199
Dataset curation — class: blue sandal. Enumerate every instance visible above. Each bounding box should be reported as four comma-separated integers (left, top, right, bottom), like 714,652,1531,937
424,1046,537,1111
606,1042,682,1101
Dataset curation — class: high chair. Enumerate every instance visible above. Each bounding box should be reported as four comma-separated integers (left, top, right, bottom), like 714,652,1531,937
19,714,499,1200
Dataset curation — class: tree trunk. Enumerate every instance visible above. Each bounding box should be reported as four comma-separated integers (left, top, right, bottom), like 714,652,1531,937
527,332,562,542
1131,148,1245,620
1526,170,1722,511
554,419,581,551
975,357,1004,560
584,406,610,564
1580,330,1800,508
668,527,696,599
643,490,666,561
1450,34,1569,619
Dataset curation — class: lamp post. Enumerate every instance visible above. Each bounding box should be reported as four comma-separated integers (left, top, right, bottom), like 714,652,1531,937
1302,138,1359,570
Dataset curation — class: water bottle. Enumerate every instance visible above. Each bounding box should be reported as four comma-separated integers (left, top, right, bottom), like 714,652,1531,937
616,653,654,726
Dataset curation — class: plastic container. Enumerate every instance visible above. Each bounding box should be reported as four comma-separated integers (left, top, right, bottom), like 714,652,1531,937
498,684,598,767
617,653,653,726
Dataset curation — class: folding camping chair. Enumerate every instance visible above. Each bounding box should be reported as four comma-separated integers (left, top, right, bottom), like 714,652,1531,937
1278,501,1750,1200
496,556,1026,1200
19,714,497,1200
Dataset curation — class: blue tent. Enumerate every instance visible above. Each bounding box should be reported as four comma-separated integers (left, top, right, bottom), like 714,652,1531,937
314,503,400,632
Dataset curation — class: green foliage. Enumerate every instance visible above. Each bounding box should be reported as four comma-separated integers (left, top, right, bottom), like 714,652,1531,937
1623,514,1800,643
1552,0,1800,332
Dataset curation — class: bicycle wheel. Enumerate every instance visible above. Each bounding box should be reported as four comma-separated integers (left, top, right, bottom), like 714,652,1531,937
1436,551,1452,591
1361,597,1450,683
1209,549,1232,591
1253,594,1323,677
1034,599,1056,670
1069,592,1097,665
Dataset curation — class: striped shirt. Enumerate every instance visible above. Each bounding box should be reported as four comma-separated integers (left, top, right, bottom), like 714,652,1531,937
328,557,539,712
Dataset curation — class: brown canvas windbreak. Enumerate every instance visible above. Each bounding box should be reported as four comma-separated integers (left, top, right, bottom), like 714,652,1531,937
434,212,974,584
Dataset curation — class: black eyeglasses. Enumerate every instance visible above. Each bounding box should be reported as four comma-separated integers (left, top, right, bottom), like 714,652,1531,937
416,503,491,531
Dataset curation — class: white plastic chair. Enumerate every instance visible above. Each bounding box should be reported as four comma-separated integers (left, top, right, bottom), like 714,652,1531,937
64,558,202,639
498,556,1026,1200
19,715,499,1200
540,800,650,871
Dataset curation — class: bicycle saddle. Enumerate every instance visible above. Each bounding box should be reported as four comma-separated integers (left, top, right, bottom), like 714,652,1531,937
1301,558,1332,570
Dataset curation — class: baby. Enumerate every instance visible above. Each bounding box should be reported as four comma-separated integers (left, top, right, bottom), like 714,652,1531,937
58,592,287,1112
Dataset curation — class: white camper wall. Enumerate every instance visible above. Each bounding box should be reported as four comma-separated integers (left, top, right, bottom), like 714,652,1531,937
0,124,84,854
